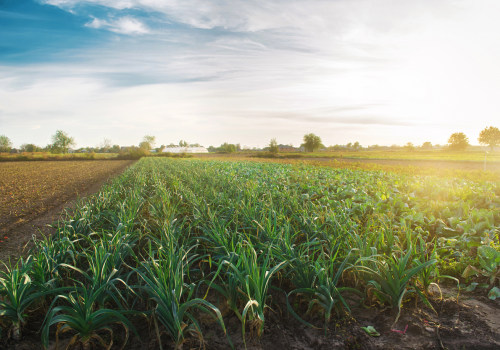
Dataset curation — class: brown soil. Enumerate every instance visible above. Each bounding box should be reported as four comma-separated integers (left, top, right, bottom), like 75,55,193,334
0,160,134,263
145,290,499,350
6,288,497,349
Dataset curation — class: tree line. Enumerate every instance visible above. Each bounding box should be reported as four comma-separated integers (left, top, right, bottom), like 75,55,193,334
265,126,500,153
1,126,499,154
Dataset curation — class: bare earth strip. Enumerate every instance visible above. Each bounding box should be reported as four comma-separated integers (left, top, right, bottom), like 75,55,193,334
0,160,134,263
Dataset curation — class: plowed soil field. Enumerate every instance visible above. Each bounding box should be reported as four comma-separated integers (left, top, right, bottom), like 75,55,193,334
0,160,134,262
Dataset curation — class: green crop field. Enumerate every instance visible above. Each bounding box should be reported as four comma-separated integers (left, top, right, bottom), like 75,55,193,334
1,158,499,349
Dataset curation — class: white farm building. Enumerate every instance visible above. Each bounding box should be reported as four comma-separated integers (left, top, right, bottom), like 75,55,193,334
163,147,209,154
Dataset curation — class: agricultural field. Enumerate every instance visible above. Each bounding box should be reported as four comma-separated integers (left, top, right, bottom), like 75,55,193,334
285,150,500,162
0,160,134,262
0,158,499,349
0,152,120,162
197,153,500,182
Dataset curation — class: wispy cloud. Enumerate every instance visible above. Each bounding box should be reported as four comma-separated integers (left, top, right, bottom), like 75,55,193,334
85,16,149,34
1,0,499,148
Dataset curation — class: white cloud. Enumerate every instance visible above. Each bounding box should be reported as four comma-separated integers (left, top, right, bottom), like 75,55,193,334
85,16,149,34
4,0,500,147
42,0,449,32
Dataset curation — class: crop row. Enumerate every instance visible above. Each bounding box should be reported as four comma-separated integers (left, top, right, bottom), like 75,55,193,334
1,158,498,348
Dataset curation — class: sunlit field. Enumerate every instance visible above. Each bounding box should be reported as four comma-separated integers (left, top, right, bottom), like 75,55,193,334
3,0,500,347
297,150,500,162
197,152,500,182
0,152,119,162
1,158,498,348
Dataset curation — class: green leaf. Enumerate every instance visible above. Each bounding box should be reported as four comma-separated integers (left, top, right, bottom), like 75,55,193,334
465,282,478,292
361,326,380,337
487,287,500,300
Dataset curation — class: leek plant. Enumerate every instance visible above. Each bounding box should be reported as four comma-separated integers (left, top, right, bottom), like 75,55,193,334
0,258,54,340
208,250,245,320
42,285,134,350
4,157,497,347
411,236,440,293
134,245,228,349
287,251,361,330
60,244,134,308
30,233,77,291
356,249,436,324
221,245,286,342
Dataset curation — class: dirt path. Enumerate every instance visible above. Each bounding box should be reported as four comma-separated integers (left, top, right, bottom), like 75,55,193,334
0,160,134,264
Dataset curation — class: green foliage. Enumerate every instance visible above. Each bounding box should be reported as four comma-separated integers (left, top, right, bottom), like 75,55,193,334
50,130,75,154
218,246,285,341
357,250,437,324
488,286,500,300
42,285,134,349
448,132,469,151
287,252,360,329
3,157,498,346
118,146,149,159
269,138,279,154
134,245,227,348
0,258,57,340
19,144,41,152
478,246,500,282
478,126,500,150
213,142,239,153
351,141,362,150
404,142,415,151
361,326,380,337
0,135,12,152
140,135,156,150
421,141,433,150
462,245,500,287
301,133,323,152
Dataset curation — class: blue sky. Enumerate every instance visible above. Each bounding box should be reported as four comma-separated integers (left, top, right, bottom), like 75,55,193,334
1,0,499,148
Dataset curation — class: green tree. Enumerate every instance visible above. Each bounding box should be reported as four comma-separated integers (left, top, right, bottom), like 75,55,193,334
51,130,75,153
0,135,12,152
220,142,237,153
301,133,323,152
478,126,500,150
421,141,432,150
179,140,188,147
140,135,156,151
20,144,40,152
448,132,469,151
269,138,279,154
404,142,415,151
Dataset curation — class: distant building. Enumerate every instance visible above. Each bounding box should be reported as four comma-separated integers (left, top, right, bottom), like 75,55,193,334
162,147,209,154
